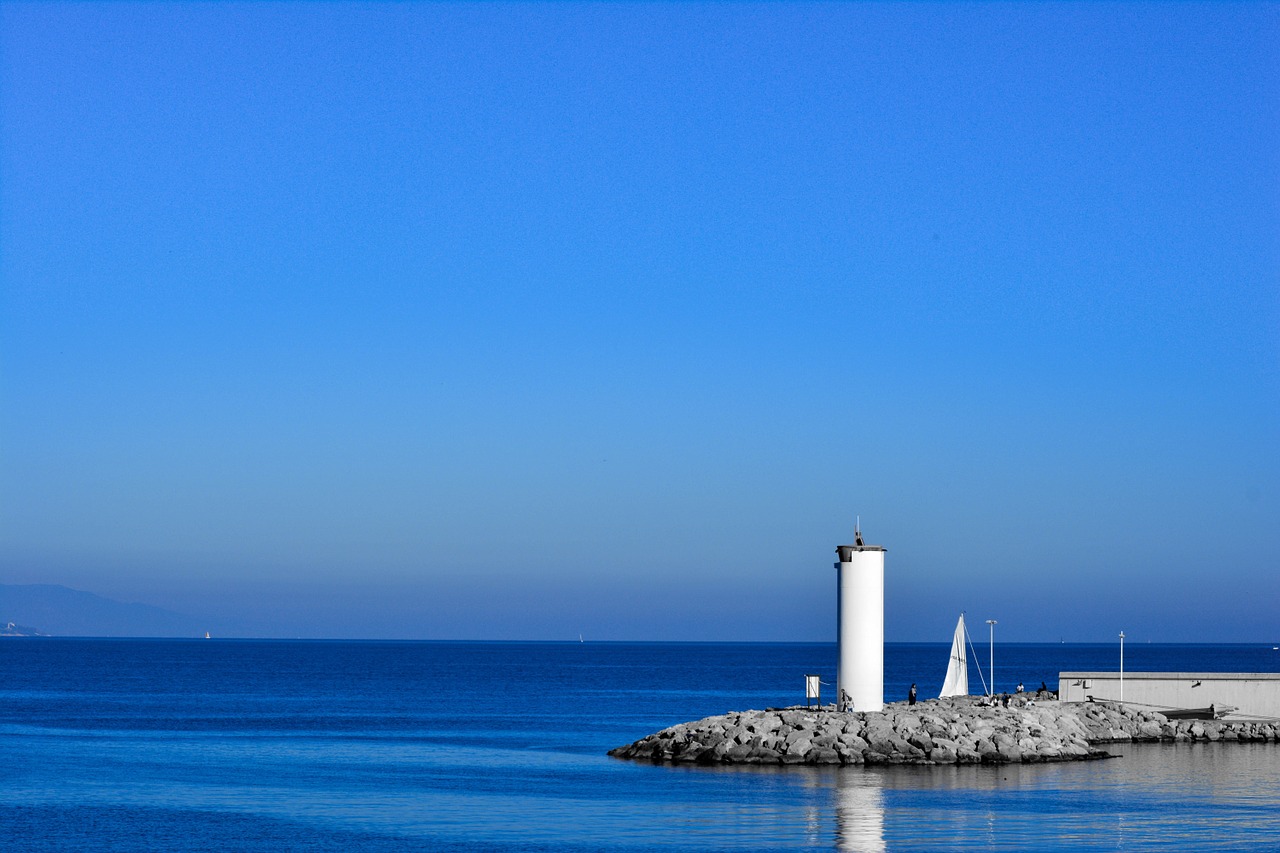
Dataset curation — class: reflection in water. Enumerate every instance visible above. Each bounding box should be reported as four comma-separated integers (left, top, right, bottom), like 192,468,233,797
610,744,1280,851
833,771,884,853
810,743,1280,851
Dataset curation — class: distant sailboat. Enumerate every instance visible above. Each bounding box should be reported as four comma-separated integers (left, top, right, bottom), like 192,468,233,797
205,631,211,639
939,614,969,698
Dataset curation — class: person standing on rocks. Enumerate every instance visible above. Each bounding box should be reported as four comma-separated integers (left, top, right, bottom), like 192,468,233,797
908,684,917,705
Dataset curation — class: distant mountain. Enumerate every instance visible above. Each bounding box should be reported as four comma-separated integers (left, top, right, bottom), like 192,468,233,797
0,583,196,637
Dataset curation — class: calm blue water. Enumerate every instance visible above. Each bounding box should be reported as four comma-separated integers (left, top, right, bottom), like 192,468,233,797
2,640,1278,851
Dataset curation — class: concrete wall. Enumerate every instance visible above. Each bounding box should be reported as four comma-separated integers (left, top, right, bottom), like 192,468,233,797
1058,672,1280,721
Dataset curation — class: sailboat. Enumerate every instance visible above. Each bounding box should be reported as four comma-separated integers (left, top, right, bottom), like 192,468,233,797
939,614,969,697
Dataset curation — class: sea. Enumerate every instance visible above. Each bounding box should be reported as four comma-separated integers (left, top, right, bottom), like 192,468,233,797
2,639,1278,852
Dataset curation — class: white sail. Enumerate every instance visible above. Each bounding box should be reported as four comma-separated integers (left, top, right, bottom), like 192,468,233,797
939,614,969,697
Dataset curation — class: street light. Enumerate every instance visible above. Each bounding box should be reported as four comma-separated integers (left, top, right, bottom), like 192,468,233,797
1119,631,1126,704
986,619,998,696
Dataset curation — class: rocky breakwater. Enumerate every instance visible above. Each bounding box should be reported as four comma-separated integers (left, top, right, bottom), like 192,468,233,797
608,696,1280,766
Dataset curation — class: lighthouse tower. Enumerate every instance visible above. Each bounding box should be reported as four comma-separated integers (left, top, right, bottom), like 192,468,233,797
835,522,886,712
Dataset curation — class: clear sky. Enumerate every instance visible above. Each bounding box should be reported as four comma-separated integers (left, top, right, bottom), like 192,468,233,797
1,2,1276,642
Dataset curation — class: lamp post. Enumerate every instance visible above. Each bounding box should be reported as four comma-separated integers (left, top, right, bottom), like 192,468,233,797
986,619,997,696
1119,631,1125,704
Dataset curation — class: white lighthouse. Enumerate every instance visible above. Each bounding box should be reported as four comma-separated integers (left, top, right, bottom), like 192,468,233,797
835,522,886,712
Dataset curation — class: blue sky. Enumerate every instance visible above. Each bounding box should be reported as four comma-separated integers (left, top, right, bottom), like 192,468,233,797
1,2,1276,641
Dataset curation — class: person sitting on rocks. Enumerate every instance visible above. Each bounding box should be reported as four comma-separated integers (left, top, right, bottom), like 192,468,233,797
1040,681,1048,693
908,683,917,705
1017,682,1025,693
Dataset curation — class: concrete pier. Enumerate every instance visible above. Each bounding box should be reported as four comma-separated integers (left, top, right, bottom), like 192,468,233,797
1059,672,1280,720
